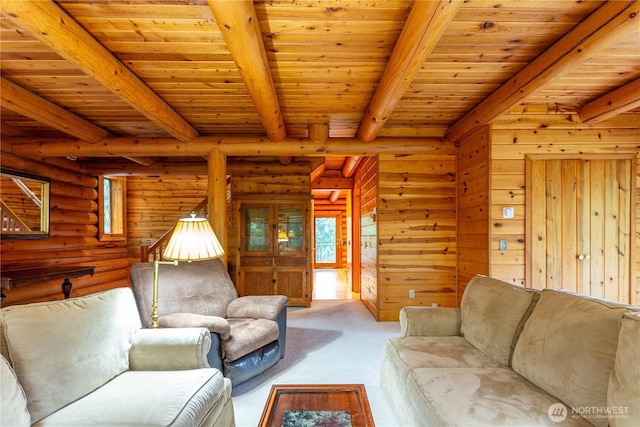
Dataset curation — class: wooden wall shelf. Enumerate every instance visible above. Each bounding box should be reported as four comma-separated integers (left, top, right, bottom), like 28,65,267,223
1,265,95,306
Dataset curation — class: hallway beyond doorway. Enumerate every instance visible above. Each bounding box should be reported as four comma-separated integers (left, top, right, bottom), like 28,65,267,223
313,268,358,300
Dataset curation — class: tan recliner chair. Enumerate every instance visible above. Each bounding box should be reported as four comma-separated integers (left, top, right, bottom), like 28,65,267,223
130,258,288,386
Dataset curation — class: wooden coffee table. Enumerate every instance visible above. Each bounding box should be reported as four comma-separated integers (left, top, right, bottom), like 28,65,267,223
258,384,375,427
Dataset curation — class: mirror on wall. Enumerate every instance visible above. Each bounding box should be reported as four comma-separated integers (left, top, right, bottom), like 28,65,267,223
1,168,50,240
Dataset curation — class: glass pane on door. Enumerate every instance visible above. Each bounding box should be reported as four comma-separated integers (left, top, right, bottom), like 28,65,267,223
315,217,337,264
277,206,303,255
244,207,270,253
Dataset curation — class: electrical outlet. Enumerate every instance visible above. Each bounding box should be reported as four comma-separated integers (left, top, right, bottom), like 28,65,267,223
431,302,439,307
409,289,415,298
146,239,152,246
499,239,508,251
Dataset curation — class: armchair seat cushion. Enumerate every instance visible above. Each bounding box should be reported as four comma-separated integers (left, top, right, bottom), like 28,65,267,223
36,369,229,427
224,318,279,362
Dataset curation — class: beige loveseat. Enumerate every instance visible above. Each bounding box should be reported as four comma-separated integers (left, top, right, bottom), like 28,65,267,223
0,287,235,427
381,275,639,426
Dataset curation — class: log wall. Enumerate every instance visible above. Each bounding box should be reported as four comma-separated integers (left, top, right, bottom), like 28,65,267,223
0,152,129,305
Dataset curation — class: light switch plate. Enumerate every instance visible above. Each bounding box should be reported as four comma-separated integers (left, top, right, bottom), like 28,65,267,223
502,207,515,219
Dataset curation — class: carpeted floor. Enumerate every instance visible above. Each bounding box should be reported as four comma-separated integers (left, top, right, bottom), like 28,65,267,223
230,299,401,427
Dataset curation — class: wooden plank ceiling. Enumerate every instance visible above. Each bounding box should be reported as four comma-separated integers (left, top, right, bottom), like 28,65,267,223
1,0,639,197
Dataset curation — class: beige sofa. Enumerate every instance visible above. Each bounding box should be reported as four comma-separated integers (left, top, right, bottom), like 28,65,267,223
0,287,235,427
381,275,639,426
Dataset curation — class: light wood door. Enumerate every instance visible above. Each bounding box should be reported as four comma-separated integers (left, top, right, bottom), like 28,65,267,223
527,157,635,303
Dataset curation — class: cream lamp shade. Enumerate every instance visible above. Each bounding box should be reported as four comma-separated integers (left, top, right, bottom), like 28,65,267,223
163,215,225,261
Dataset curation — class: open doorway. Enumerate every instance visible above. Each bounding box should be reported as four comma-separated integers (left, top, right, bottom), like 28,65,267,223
315,215,340,268
312,192,355,300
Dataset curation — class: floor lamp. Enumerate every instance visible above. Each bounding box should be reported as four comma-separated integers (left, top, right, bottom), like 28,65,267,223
151,213,225,328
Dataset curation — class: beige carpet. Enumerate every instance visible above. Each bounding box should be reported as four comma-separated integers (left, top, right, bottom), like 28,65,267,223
231,299,401,426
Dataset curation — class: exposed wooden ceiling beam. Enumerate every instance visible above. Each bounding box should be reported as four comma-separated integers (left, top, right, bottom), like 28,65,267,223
357,0,461,143
1,78,108,143
445,0,640,143
0,0,198,142
342,156,362,178
10,136,451,158
309,124,330,143
208,0,286,142
123,157,158,167
329,190,341,204
310,163,326,182
579,78,640,124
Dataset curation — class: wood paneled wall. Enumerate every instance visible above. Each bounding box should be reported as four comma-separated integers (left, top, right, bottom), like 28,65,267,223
0,152,129,305
489,115,640,305
456,126,491,304
354,156,378,318
355,145,458,321
126,175,208,262
377,150,457,320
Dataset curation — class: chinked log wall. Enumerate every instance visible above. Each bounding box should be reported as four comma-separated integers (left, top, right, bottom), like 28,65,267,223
0,153,129,305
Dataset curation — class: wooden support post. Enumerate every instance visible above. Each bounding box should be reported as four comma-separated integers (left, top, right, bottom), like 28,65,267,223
208,148,227,265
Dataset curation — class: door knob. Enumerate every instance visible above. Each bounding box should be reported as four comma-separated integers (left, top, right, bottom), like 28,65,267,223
577,254,591,260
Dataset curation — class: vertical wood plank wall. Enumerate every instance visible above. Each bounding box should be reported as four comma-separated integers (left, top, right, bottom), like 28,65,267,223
489,117,640,305
456,126,491,304
0,153,129,305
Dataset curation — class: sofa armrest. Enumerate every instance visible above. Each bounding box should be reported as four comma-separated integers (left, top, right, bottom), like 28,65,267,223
400,306,462,337
129,328,211,371
227,295,288,320
158,313,231,340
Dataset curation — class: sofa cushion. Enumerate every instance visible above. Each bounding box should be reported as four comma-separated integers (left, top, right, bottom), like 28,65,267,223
383,336,503,378
461,275,539,366
36,369,230,427
0,355,30,427
223,318,279,362
0,288,141,422
406,367,592,426
512,289,637,427
608,312,640,427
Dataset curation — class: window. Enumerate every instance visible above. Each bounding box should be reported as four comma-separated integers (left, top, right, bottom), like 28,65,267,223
98,176,126,241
